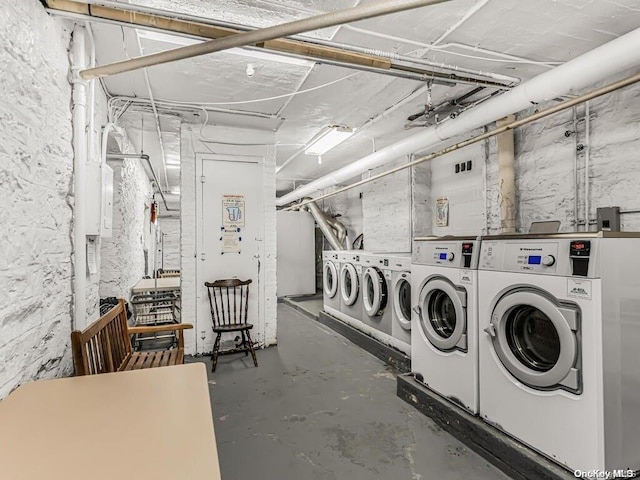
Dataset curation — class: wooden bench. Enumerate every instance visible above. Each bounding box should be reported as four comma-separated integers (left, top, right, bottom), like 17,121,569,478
71,299,193,376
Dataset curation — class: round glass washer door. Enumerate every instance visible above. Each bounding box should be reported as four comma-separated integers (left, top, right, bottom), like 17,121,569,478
323,261,338,298
393,272,411,330
340,263,359,306
363,267,387,316
418,278,467,352
486,290,580,392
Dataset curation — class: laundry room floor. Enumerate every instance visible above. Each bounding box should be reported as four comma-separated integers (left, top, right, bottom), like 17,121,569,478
194,303,512,480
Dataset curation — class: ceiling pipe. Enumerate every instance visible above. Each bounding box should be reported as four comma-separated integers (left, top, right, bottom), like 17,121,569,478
285,69,640,211
79,0,454,79
106,154,177,211
277,27,640,206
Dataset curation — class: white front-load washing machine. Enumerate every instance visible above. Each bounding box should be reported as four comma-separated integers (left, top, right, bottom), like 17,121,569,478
322,251,341,317
339,251,364,324
412,237,480,414
389,254,412,353
361,253,392,335
478,233,640,473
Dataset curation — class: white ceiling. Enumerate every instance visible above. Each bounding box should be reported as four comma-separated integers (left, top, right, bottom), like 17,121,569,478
89,0,640,195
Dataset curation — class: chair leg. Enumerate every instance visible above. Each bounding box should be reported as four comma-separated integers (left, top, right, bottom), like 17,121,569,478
241,331,249,356
211,333,222,372
245,330,258,368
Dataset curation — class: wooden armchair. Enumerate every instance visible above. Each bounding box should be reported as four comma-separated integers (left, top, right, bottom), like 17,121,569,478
71,299,193,376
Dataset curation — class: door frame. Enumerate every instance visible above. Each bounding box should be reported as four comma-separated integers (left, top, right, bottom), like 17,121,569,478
195,153,265,354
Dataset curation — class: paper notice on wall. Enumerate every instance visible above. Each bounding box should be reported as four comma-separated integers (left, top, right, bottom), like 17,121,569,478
436,197,449,227
222,230,241,254
222,194,245,228
87,240,98,275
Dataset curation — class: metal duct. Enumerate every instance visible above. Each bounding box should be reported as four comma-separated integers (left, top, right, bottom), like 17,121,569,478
299,198,346,251
277,26,640,206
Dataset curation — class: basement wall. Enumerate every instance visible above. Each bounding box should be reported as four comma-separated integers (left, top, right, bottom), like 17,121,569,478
0,2,74,398
158,217,181,271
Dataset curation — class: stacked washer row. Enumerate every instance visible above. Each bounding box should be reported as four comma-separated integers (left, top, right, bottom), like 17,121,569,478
322,251,412,355
410,234,640,474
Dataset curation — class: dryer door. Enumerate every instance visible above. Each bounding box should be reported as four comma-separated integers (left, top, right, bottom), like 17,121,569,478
363,267,387,316
340,263,359,306
393,272,411,330
418,277,467,352
323,261,338,298
485,289,581,393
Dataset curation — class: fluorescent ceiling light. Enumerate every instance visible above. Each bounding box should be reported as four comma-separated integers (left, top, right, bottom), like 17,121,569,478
305,126,354,156
136,30,312,67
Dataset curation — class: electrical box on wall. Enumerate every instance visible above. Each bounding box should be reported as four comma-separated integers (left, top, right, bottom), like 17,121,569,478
85,163,114,238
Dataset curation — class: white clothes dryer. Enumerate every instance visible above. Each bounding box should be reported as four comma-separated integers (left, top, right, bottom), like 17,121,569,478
339,251,364,324
389,254,412,351
412,237,481,414
361,253,392,335
478,233,640,473
322,250,341,317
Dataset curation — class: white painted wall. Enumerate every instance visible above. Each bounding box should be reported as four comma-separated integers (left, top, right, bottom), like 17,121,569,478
277,211,316,297
158,217,181,271
0,2,74,397
181,124,277,355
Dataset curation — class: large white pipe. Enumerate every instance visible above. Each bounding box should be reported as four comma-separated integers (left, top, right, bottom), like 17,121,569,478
277,27,640,206
71,26,88,329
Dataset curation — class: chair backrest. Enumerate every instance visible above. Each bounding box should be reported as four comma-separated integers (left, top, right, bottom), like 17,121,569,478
70,299,133,376
205,279,252,328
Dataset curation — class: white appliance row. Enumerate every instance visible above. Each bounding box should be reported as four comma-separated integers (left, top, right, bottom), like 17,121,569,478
410,233,640,475
322,251,412,355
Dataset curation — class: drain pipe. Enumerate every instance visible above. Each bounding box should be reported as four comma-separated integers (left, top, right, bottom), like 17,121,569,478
584,101,591,232
277,27,640,206
105,154,177,211
71,26,88,330
299,198,346,250
496,115,516,233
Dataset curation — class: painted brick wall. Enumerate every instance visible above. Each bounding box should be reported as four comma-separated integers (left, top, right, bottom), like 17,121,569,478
0,2,75,398
99,157,153,299
158,217,181,270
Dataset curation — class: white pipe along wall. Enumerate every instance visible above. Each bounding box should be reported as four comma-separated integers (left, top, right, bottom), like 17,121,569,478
277,26,640,207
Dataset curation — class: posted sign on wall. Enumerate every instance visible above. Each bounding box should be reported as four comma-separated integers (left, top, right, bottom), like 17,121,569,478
222,194,245,228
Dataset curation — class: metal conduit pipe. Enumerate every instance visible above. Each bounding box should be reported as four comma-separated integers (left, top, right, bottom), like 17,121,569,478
299,198,346,250
277,27,640,206
106,154,177,211
284,70,640,212
80,0,454,79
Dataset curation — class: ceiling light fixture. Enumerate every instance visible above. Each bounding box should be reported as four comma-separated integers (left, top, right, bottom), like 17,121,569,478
305,125,354,156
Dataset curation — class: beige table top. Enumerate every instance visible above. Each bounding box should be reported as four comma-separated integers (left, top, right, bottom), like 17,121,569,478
0,363,220,480
132,276,181,293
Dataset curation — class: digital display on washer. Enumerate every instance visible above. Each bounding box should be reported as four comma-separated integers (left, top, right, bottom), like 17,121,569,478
528,256,542,265
439,253,448,260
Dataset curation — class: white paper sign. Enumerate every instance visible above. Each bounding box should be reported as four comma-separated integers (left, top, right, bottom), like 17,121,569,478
568,279,592,300
222,194,245,228
436,197,449,227
222,230,241,254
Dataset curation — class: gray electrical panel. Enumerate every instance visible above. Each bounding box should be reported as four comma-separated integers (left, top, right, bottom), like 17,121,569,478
597,207,621,232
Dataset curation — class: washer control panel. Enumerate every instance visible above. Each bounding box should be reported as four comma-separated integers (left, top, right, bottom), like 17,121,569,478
413,240,480,269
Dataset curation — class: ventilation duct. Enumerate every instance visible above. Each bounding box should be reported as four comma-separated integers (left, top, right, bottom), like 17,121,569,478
299,198,347,251
277,27,640,207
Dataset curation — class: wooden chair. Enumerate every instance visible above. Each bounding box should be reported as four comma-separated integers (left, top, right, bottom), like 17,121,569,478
205,279,258,372
71,299,193,376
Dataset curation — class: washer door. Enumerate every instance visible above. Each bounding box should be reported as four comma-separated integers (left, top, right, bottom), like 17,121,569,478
323,261,338,298
393,272,411,330
418,277,467,352
363,267,387,316
340,263,359,306
485,289,581,393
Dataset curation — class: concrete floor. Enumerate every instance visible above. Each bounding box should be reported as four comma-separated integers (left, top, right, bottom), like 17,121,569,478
199,304,512,480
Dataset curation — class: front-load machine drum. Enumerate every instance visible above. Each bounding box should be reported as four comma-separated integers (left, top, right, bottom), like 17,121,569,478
363,267,387,316
418,277,467,352
392,273,411,330
485,288,581,393
341,263,359,306
323,261,338,298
